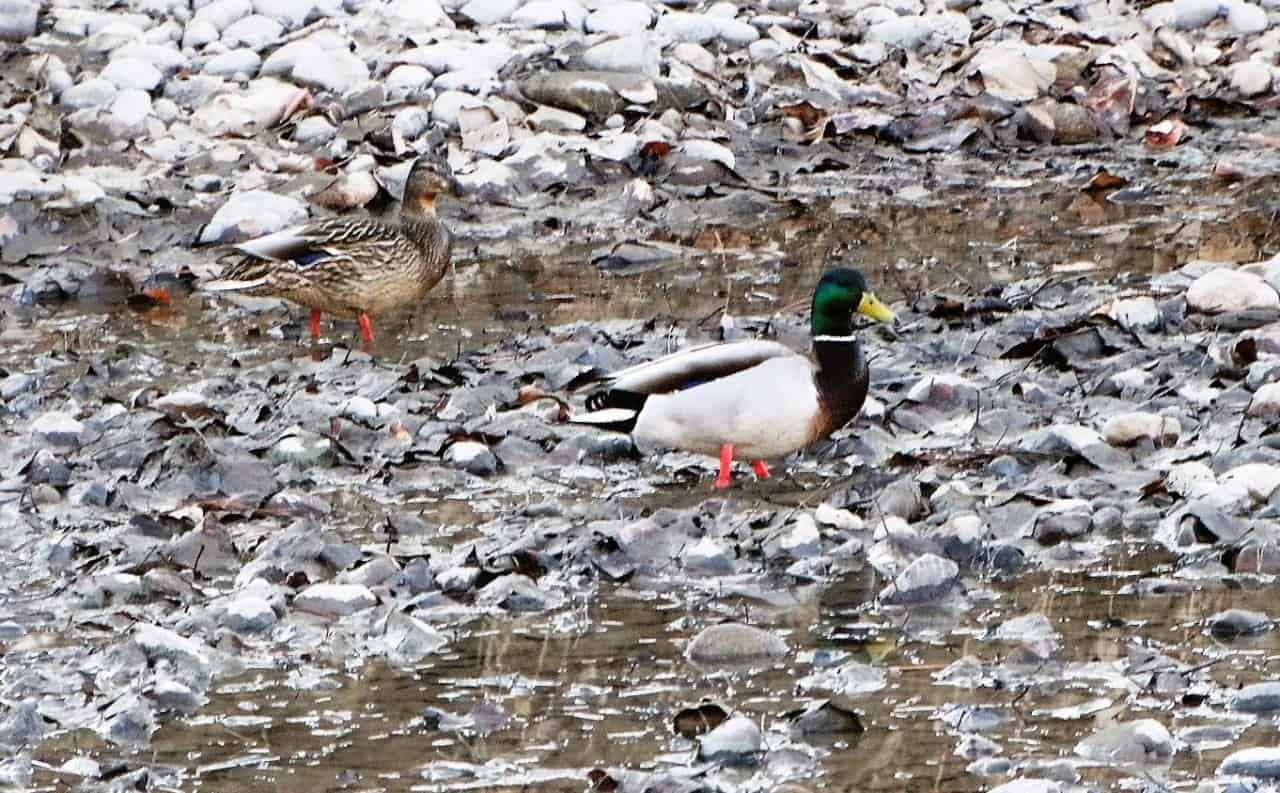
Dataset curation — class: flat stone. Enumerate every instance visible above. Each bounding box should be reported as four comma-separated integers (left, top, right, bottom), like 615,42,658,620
1248,382,1280,417
527,105,586,131
223,595,278,633
294,583,376,616
32,411,85,446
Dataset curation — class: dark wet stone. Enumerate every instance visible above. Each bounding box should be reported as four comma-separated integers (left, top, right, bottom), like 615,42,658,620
686,623,786,664
879,554,959,606
475,574,562,612
786,701,864,736
1208,609,1273,639
1074,718,1173,762
519,70,709,117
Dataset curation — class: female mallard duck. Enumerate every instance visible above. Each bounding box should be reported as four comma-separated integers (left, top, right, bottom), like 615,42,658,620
203,156,455,345
571,268,896,489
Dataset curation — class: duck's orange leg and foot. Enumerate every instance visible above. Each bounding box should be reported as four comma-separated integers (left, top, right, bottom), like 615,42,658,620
714,444,734,489
751,460,769,479
357,313,375,345
309,309,322,339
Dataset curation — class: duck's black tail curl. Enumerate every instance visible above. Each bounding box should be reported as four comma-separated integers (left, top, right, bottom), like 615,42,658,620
572,389,649,433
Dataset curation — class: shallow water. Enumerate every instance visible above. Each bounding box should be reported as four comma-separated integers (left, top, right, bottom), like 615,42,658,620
6,169,1280,790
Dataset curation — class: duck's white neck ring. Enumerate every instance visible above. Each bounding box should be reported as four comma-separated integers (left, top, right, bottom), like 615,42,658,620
813,334,857,343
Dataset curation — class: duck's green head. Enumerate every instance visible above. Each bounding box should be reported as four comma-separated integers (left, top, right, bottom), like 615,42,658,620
811,267,896,336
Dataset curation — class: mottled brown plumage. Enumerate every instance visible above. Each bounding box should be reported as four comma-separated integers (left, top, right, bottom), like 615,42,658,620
204,157,455,344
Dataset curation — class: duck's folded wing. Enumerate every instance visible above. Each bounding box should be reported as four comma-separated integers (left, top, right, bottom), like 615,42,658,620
606,339,798,395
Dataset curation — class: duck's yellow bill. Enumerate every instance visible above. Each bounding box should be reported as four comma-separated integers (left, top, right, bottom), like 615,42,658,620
858,292,897,324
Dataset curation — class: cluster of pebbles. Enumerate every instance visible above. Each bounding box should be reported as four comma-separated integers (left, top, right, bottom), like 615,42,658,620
3,0,1280,788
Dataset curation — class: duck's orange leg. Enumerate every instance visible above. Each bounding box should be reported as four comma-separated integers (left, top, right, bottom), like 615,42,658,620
751,460,770,478
309,309,321,339
357,313,375,345
714,444,734,489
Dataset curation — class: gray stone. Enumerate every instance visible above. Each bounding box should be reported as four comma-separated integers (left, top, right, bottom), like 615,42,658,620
292,115,336,145
444,440,499,476
62,78,120,110
193,0,253,31
1227,0,1269,33
112,42,189,76
475,574,563,611
655,10,720,43
686,623,786,663
1208,608,1272,638
1074,719,1173,762
1232,60,1274,97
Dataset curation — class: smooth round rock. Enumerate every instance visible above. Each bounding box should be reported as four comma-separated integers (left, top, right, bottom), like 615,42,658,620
1220,746,1280,778
1186,268,1280,313
698,716,763,763
685,623,787,663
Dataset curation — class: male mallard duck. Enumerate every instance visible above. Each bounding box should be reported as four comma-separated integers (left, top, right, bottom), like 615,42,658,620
571,268,896,489
203,156,455,345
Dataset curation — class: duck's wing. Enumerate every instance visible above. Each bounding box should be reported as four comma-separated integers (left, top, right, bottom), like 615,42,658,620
600,339,798,397
203,218,397,290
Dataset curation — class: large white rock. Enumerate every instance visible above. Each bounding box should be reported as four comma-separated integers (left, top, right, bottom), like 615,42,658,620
1232,59,1274,97
1226,0,1270,33
866,14,938,48
975,50,1055,102
0,0,39,42
291,47,368,93
1186,268,1280,313
512,0,586,29
581,35,660,75
430,89,484,129
1248,382,1280,417
108,89,153,135
293,583,376,616
1102,412,1180,446
220,14,283,50
251,0,315,29
112,42,189,76
62,77,118,109
460,0,520,25
655,10,720,42
259,31,348,74
384,0,451,24
384,64,434,99
1222,463,1280,501
198,190,308,244
101,57,164,91
585,1,652,33
400,41,515,74
192,0,253,31
698,716,763,761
